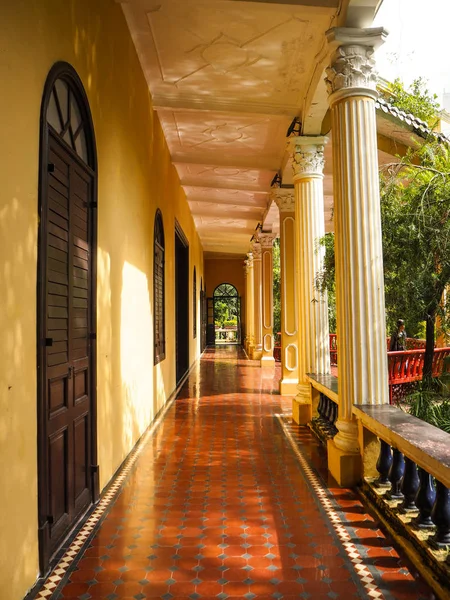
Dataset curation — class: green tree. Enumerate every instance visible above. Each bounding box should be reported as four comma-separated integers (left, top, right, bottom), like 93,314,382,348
214,300,228,327
316,140,450,385
273,238,281,336
380,77,440,126
380,140,450,382
315,233,337,333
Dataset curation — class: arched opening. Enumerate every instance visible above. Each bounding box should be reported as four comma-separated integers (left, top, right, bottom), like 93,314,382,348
210,283,241,345
200,277,206,352
37,62,98,574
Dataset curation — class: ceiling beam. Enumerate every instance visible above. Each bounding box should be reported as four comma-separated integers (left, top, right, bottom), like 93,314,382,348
179,180,271,193
222,0,338,5
172,155,280,172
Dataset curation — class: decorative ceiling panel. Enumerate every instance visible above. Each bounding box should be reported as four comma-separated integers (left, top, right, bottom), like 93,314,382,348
157,109,290,169
174,163,275,191
122,0,334,112
120,0,339,256
184,186,269,207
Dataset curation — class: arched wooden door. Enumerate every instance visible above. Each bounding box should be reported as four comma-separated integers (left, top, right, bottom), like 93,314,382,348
37,63,98,574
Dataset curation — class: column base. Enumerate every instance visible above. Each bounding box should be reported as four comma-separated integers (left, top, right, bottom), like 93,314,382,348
260,356,275,368
252,349,262,361
292,397,312,425
291,383,312,425
279,378,299,396
327,438,361,487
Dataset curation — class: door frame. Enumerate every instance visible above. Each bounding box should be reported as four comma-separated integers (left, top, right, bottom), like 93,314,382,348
174,220,189,383
36,62,99,575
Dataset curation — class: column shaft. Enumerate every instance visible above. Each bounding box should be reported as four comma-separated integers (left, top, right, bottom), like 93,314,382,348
332,96,389,421
295,176,330,377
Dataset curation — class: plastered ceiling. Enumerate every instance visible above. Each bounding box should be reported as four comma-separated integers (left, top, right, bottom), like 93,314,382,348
119,0,340,257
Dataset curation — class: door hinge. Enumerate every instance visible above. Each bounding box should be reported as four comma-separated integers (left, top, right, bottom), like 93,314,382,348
48,163,55,173
67,366,73,379
89,332,97,340
47,515,54,525
91,464,99,474
45,337,53,347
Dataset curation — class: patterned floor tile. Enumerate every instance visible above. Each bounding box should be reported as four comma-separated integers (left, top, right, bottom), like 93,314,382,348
31,346,434,600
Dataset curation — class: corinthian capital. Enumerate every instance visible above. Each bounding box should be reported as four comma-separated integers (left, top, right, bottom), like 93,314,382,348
251,241,262,259
288,136,327,181
271,187,295,213
258,232,277,249
325,27,388,102
325,45,377,95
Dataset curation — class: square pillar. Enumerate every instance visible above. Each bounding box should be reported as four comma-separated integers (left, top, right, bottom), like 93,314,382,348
273,187,299,395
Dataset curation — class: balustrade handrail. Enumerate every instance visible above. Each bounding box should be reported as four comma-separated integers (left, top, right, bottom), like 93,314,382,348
353,404,450,491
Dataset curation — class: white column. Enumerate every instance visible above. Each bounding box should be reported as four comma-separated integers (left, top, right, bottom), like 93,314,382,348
289,137,331,423
273,187,299,395
325,27,389,485
292,137,331,375
251,241,263,361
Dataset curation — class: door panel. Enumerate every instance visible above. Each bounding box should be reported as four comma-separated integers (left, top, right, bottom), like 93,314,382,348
44,135,94,558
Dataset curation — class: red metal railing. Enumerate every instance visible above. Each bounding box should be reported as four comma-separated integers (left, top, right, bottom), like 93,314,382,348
330,333,338,365
388,347,450,383
330,335,427,366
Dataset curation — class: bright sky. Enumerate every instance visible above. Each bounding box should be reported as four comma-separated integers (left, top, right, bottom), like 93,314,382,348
373,0,450,107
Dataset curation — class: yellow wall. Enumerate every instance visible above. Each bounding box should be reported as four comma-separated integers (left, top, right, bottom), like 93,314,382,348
205,258,246,333
0,1,203,598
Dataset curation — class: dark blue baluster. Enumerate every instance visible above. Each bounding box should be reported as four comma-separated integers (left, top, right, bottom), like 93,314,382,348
431,481,450,547
375,440,392,488
387,448,405,499
413,468,436,528
317,394,325,417
327,397,334,425
331,402,338,425
400,458,419,512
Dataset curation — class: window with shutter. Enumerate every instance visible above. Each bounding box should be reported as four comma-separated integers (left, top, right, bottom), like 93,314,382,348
154,211,165,364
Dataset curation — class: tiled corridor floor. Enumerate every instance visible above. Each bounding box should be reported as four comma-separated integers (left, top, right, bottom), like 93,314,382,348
32,346,434,600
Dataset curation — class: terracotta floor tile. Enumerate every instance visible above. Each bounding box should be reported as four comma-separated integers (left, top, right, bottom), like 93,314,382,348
33,346,435,600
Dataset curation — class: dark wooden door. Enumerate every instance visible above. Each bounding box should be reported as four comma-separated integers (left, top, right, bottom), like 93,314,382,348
206,297,215,345
175,230,189,383
43,132,94,557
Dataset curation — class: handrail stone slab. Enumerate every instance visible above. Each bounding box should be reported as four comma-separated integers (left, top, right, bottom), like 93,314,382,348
306,373,338,404
353,404,450,489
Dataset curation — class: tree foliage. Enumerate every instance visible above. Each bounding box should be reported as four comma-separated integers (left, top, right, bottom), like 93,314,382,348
380,140,450,381
273,238,281,336
380,77,440,126
316,139,450,385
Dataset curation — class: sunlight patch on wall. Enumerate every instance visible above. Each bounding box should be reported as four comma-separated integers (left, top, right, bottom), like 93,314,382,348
120,261,153,451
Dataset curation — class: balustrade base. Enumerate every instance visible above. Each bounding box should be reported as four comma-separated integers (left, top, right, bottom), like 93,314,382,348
327,439,361,487
361,478,450,600
292,398,312,425
251,349,262,361
279,378,299,396
260,356,275,368
309,417,337,446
